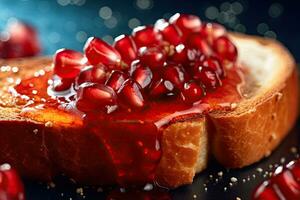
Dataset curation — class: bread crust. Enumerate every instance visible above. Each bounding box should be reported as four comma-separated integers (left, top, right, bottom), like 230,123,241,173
0,33,297,188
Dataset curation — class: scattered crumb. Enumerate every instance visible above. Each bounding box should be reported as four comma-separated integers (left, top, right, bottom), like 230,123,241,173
229,182,233,187
76,187,83,195
252,174,256,178
290,147,297,154
217,171,223,177
280,157,286,164
242,179,246,183
256,168,263,173
224,187,227,191
45,121,53,128
230,177,238,183
120,188,126,193
204,187,208,192
236,197,241,200
193,194,197,199
33,129,39,135
209,174,213,179
96,187,103,193
143,183,153,191
49,182,55,188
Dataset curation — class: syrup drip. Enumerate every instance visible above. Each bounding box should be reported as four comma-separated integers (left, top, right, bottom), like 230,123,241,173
253,159,300,200
13,65,245,185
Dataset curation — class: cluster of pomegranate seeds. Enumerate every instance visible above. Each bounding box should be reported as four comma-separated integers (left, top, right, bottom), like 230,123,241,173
51,13,238,114
253,159,300,200
0,20,40,58
0,164,25,200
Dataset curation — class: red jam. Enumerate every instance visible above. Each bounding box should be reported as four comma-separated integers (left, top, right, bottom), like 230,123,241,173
253,160,300,200
13,13,246,185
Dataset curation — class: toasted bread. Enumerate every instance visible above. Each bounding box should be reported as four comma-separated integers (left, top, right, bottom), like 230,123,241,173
0,33,297,188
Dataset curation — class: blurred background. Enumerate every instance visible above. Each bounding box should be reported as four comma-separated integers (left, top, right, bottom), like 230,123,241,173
0,0,298,59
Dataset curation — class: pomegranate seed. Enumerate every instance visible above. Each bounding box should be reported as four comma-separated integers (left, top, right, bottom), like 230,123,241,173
212,36,238,62
154,19,182,46
2,20,40,58
76,83,117,113
106,70,128,91
149,79,174,98
170,44,200,65
53,49,86,79
132,26,162,48
131,65,153,89
200,23,226,45
186,33,211,56
193,66,221,90
181,81,204,103
139,46,166,69
117,79,145,108
53,77,74,92
169,13,201,39
0,164,25,200
164,63,188,89
201,56,224,77
75,65,108,88
84,37,121,66
113,35,137,65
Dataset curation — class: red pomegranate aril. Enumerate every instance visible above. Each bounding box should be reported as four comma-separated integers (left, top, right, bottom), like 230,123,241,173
84,37,121,66
118,79,145,108
200,23,226,45
200,56,224,77
75,65,107,88
76,83,117,113
3,20,40,58
154,19,182,46
139,46,166,69
170,44,199,65
169,13,201,39
113,35,137,65
0,164,25,200
164,63,187,89
53,78,74,92
53,49,86,79
186,33,211,56
193,66,221,90
212,36,238,62
106,70,128,91
132,26,162,48
181,81,204,103
131,65,153,89
149,79,174,98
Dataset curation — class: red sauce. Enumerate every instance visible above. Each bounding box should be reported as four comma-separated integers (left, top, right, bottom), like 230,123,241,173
253,159,300,200
13,65,245,185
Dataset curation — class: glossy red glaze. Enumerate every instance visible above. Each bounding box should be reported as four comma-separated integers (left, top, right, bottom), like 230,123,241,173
253,160,300,200
0,164,25,200
76,83,117,113
14,63,244,185
84,37,121,66
181,81,204,103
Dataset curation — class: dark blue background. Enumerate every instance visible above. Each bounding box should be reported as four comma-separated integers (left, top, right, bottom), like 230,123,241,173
0,0,299,61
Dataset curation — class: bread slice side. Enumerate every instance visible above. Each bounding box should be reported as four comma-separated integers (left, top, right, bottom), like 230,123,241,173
0,33,297,188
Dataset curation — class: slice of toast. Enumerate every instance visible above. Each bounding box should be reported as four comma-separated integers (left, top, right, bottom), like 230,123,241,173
0,33,297,188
